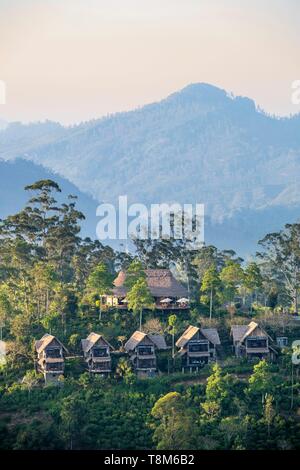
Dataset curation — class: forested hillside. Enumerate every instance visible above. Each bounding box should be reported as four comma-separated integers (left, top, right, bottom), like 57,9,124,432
1,83,300,255
0,179,300,450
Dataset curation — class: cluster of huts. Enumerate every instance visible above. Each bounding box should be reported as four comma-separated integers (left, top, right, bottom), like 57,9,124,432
35,320,279,382
34,269,282,382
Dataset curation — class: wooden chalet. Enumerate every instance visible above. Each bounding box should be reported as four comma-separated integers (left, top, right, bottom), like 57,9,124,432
125,331,167,377
35,334,68,383
81,333,114,374
231,321,277,360
176,325,221,371
103,269,189,310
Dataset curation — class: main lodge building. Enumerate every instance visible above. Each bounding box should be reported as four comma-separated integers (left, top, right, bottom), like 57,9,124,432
103,269,190,310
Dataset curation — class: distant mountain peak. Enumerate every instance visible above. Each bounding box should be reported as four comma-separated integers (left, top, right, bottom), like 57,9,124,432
164,82,257,114
166,82,228,104
0,83,300,255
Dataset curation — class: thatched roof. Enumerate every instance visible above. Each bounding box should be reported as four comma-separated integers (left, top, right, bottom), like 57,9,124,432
35,334,68,354
81,332,114,353
231,321,273,344
125,331,167,352
176,325,221,348
113,269,188,298
201,328,221,346
149,334,168,350
176,325,199,348
230,325,249,343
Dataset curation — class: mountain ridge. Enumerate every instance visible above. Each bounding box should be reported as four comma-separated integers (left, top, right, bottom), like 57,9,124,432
0,83,300,255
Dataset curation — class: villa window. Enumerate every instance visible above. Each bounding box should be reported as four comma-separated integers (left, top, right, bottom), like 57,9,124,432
188,341,209,353
246,337,267,349
93,347,109,357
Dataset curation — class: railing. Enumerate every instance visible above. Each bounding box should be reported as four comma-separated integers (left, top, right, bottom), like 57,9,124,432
92,352,109,358
107,302,190,310
246,348,269,353
138,349,154,356
156,303,190,310
46,367,64,373
91,362,111,371
137,359,156,369
45,350,62,359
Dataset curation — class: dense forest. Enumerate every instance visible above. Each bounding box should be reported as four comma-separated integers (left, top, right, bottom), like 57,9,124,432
0,180,300,450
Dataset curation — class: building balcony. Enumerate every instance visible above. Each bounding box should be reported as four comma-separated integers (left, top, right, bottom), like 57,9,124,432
90,363,111,372
246,348,269,354
136,359,156,370
155,303,190,310
91,356,111,362
44,357,64,363
102,299,190,310
45,367,64,374
188,351,210,357
137,353,155,359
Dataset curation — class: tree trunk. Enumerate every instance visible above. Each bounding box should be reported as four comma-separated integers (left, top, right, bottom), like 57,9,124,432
209,288,213,320
172,333,175,360
139,309,143,331
46,288,49,315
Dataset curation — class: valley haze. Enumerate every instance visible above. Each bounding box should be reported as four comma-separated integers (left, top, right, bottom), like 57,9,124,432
0,82,300,257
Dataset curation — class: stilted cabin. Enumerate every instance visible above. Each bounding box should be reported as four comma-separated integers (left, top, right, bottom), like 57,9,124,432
81,333,114,374
103,269,189,311
231,321,277,361
125,331,167,377
176,325,221,371
35,334,68,383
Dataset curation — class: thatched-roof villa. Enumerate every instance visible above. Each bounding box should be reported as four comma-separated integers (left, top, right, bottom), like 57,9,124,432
176,325,221,370
125,330,167,376
35,334,68,383
103,269,189,310
231,321,277,360
82,333,114,374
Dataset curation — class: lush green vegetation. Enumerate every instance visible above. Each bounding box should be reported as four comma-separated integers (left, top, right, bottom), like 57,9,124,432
1,361,299,450
0,179,300,450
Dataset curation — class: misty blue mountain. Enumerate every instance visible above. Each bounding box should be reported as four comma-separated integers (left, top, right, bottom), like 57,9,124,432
1,83,300,257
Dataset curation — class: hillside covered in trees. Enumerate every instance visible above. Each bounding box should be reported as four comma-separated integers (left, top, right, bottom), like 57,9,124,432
0,179,300,450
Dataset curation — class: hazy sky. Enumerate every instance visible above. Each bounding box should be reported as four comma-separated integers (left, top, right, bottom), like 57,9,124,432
0,0,299,124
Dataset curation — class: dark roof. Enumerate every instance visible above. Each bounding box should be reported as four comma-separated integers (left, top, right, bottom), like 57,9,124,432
113,269,188,298
81,332,114,353
125,331,167,352
202,328,221,346
176,325,221,348
35,334,68,354
176,325,199,348
149,334,168,350
231,321,274,344
231,325,250,343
